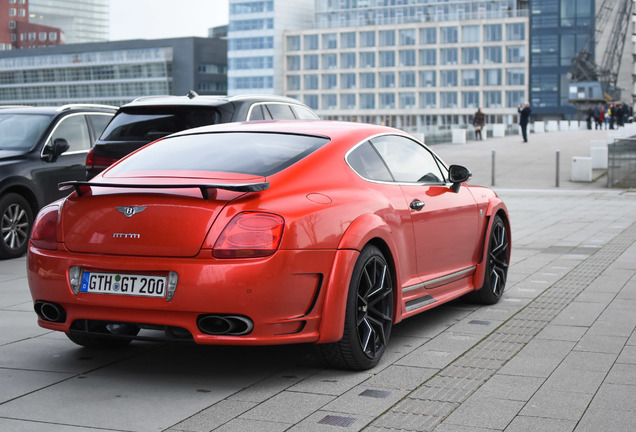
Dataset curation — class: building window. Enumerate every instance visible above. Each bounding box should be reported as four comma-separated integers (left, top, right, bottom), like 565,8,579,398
341,93,356,109
507,23,525,41
304,94,318,110
304,54,319,70
420,92,436,108
399,29,416,45
360,72,375,89
419,49,436,66
484,24,502,42
341,32,356,48
419,70,436,87
440,92,458,108
440,70,458,87
360,52,375,68
287,76,301,91
341,52,356,68
322,94,337,109
287,35,301,51
287,55,300,71
506,68,525,85
341,73,356,89
441,27,458,44
379,51,395,68
28,32,36,41
440,48,458,65
400,92,416,108
379,30,395,46
506,90,525,107
304,74,319,90
322,33,337,49
462,47,479,65
462,25,480,43
380,93,395,109
18,8,26,17
360,93,375,109
9,21,16,30
360,31,375,47
399,71,416,88
507,45,526,63
420,27,436,44
303,34,319,50
49,32,58,41
322,73,337,90
380,72,396,88
39,32,47,41
484,46,502,64
462,69,479,86
462,91,479,108
484,91,502,108
484,69,502,86
322,53,337,69
9,8,16,17
399,50,416,67
229,37,273,50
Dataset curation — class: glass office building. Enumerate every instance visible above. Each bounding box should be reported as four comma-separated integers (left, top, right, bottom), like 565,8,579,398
29,0,109,43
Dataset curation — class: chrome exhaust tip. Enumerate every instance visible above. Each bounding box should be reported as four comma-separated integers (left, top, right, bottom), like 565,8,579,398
34,301,67,323
197,314,253,336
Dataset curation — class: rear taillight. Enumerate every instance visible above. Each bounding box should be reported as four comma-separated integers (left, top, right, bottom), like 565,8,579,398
30,205,60,250
86,147,118,174
213,212,284,259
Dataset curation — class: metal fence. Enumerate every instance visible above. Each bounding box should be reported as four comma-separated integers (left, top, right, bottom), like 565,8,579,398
608,138,636,188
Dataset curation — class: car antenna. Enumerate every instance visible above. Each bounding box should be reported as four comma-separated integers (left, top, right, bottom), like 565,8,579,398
187,90,198,99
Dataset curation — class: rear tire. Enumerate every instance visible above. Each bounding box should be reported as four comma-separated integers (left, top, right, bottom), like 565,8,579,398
316,245,393,370
472,214,509,305
0,193,33,259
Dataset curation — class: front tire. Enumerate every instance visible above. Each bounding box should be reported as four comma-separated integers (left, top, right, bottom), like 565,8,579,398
0,193,33,259
473,214,509,305
316,245,394,370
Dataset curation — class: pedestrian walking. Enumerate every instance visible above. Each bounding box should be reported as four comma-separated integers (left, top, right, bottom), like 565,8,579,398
473,108,485,140
518,102,531,142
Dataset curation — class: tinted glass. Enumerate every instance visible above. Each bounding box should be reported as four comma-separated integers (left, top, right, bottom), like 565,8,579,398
370,135,446,183
99,107,221,142
87,114,113,137
48,115,90,153
347,142,393,182
0,114,51,150
106,132,329,177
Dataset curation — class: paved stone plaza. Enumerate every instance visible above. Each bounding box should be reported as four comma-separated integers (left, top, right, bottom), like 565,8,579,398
1,127,635,431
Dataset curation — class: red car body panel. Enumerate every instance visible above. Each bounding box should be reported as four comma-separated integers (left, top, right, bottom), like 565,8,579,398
27,120,510,348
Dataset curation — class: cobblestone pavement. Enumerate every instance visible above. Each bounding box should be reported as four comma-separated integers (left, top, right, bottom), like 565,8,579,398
1,128,635,431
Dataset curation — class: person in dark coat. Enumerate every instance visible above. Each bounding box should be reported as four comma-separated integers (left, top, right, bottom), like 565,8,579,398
518,102,531,142
473,108,485,140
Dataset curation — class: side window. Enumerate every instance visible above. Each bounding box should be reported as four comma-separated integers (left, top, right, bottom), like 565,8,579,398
371,135,446,183
346,141,394,182
247,104,268,121
48,115,91,153
265,103,296,120
291,105,319,119
87,114,112,139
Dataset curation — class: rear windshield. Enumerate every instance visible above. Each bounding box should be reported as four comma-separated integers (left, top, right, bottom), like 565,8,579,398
106,132,329,177
99,107,222,142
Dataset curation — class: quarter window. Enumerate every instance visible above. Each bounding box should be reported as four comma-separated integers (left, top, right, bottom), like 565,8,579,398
371,135,446,183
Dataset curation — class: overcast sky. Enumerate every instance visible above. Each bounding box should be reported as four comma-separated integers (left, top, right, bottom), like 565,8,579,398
109,0,229,41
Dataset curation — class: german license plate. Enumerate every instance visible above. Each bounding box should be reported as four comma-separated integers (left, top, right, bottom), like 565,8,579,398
80,272,167,298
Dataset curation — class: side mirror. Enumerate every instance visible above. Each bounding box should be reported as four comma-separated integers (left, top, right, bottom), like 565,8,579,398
448,165,471,193
43,138,70,163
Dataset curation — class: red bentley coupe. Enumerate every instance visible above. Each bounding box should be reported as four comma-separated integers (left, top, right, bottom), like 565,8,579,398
27,120,510,370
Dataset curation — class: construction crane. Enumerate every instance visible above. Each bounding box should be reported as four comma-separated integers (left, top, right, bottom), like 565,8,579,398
569,0,633,103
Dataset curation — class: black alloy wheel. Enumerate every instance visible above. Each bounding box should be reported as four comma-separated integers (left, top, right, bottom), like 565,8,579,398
474,214,509,305
316,245,394,370
0,193,33,259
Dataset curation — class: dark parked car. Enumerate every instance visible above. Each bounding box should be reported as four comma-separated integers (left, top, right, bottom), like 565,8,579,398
86,93,319,179
0,104,116,259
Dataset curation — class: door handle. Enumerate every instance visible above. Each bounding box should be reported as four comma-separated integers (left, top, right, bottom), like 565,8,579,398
410,200,425,211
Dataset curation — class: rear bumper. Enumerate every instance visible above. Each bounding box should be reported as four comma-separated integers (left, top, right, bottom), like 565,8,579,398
28,244,355,345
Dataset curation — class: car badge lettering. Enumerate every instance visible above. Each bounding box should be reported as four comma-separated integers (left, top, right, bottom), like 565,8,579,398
113,233,141,239
116,206,146,218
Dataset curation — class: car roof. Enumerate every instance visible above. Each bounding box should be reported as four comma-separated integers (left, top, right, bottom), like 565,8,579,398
0,104,117,115
122,93,312,109
169,120,405,142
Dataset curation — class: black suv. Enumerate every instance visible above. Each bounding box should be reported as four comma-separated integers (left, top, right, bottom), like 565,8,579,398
0,104,116,259
86,93,319,179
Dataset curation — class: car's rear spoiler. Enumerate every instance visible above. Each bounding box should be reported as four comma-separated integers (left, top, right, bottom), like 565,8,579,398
58,181,269,199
